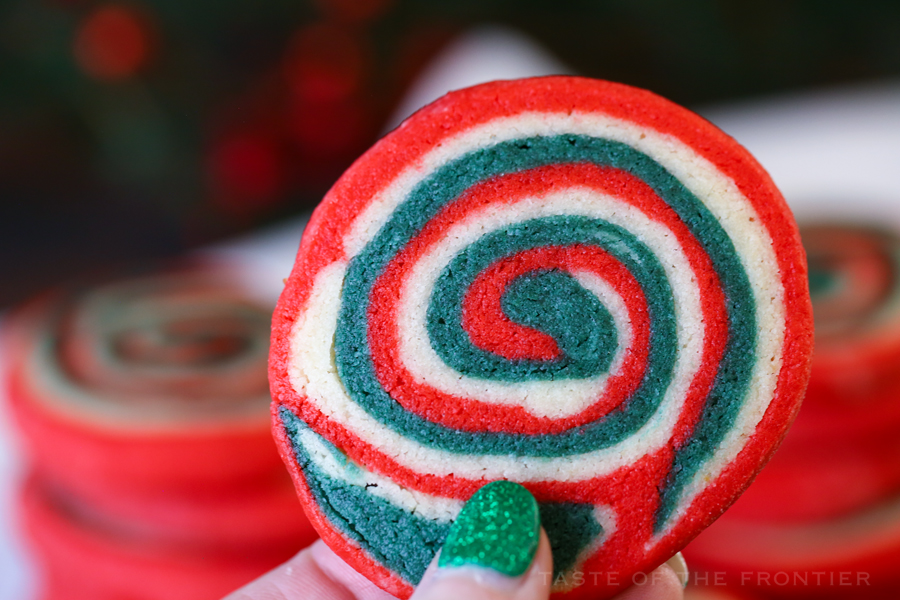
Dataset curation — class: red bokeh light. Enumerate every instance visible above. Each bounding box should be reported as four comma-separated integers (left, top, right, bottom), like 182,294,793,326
282,23,367,104
73,5,153,80
208,134,284,214
287,98,368,158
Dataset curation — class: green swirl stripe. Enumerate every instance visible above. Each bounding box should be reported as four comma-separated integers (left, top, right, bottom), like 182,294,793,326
332,134,758,527
280,407,603,586
429,225,618,381
339,215,676,456
427,217,677,438
428,218,674,382
807,266,839,297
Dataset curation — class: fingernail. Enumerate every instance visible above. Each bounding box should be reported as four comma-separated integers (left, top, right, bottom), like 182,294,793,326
664,552,689,588
438,480,540,577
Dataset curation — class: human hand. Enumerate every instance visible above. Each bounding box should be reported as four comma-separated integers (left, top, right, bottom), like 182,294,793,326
225,482,686,600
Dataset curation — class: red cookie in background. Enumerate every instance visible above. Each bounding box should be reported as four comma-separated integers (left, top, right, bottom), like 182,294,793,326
5,265,287,499
44,471,316,552
269,76,813,598
728,223,900,522
4,263,320,598
20,476,292,600
684,585,763,600
683,491,900,597
726,428,900,522
802,224,900,408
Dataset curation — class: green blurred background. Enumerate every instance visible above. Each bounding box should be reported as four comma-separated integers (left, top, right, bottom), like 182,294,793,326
2,0,899,307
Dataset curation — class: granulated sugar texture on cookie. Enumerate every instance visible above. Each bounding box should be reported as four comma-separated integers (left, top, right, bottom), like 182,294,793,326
268,77,814,599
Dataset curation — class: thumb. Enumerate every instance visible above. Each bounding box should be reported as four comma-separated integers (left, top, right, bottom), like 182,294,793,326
411,481,552,600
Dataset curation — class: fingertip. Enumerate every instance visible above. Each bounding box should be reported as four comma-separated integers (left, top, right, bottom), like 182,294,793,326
309,541,397,600
411,527,553,600
613,562,686,600
522,528,555,597
664,553,689,589
411,482,555,600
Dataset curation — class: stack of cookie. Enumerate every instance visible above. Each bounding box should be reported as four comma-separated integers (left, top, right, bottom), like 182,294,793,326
684,224,900,599
4,265,317,600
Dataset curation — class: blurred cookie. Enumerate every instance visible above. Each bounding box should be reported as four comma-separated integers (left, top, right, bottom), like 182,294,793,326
21,475,290,600
803,224,900,408
6,265,283,498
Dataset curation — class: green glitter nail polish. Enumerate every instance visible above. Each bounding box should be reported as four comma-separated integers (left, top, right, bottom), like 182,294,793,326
438,480,540,577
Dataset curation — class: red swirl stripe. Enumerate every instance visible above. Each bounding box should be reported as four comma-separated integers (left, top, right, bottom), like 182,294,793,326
268,78,814,600
366,163,727,437
462,245,642,363
271,76,811,496
272,80,811,517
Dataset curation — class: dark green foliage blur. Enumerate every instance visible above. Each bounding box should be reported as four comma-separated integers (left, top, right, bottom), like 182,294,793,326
1,0,898,306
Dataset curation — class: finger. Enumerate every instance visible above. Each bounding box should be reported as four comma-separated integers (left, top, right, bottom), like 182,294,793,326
310,541,400,600
411,481,551,600
612,555,687,600
223,541,394,600
664,553,689,590
412,530,552,600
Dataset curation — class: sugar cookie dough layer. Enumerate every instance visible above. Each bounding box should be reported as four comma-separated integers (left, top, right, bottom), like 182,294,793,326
269,77,813,600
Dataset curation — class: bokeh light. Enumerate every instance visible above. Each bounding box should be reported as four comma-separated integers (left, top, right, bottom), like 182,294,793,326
73,5,153,80
208,133,284,215
282,22,367,104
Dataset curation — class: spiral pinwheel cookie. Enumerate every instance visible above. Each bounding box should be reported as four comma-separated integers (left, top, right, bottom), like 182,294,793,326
5,265,285,498
270,77,814,599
